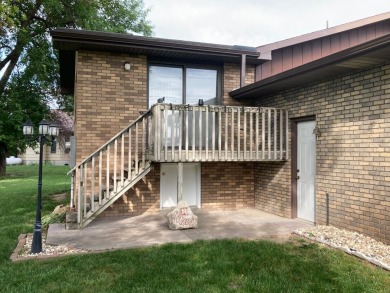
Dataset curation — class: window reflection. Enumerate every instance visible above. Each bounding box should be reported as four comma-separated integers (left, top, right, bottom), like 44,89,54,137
186,68,217,105
149,66,182,105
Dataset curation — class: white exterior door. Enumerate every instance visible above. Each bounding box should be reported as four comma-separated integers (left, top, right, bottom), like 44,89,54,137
160,164,178,208
297,121,316,222
160,163,200,208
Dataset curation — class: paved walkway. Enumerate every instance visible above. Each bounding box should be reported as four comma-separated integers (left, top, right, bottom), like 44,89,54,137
47,209,312,251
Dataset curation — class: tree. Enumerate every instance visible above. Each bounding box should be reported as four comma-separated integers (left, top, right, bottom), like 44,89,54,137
0,0,153,175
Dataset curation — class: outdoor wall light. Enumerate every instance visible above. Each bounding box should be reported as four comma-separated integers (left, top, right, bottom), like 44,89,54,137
22,119,60,254
313,124,321,140
124,61,131,71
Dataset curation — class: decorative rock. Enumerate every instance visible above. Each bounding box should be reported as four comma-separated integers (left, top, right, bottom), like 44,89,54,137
15,234,87,260
53,204,70,214
167,201,198,230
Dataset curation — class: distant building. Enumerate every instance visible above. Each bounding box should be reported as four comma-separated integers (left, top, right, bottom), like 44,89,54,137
20,110,73,165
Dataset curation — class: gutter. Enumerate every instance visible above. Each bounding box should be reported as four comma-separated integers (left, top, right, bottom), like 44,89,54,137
51,29,261,60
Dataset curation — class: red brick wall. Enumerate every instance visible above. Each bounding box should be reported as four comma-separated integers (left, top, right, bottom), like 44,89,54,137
223,63,255,106
201,162,254,210
254,62,390,244
254,161,291,218
102,162,255,216
75,51,148,162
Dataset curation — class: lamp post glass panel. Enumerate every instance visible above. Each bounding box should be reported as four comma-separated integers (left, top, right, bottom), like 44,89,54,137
23,119,59,254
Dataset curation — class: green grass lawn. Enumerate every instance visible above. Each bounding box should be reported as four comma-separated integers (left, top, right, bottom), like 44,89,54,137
0,165,389,293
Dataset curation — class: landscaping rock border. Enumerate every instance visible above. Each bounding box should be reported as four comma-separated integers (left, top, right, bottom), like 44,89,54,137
294,226,390,271
10,233,88,261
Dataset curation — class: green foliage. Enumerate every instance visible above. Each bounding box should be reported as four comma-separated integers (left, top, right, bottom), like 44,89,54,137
0,74,50,156
0,0,153,173
42,211,66,228
0,165,70,262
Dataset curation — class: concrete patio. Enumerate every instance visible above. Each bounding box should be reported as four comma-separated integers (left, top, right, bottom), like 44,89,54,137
46,209,313,251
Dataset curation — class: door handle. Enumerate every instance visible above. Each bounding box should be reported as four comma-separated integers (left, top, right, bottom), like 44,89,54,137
296,176,300,180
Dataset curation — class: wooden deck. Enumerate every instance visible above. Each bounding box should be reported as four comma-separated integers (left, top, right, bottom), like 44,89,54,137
69,103,289,228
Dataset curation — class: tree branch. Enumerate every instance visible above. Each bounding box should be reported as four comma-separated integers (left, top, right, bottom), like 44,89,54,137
0,45,13,51
33,15,52,31
0,52,20,96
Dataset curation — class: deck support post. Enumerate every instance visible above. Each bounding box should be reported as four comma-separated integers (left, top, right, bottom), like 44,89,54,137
177,162,183,202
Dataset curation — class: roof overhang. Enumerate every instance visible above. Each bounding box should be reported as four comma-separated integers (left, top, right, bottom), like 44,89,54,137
51,29,263,94
230,34,390,100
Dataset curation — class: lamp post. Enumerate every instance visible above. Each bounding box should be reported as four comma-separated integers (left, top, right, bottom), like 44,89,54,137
23,119,59,254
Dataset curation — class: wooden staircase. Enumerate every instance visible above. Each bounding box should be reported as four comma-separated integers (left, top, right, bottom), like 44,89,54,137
68,104,289,228
68,109,154,228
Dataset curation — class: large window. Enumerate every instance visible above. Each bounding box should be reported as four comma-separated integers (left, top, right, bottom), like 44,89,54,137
149,64,221,148
148,65,219,107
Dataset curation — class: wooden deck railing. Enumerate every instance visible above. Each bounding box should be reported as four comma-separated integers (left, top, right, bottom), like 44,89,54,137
151,104,289,162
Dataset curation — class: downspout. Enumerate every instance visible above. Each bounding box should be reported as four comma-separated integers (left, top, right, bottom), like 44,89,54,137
240,54,246,87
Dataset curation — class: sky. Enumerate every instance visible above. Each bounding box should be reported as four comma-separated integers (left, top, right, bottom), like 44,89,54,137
142,0,390,47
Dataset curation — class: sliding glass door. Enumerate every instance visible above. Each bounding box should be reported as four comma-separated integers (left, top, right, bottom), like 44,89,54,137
149,64,219,149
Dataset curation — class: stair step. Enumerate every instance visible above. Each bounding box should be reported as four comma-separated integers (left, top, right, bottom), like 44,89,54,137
92,194,101,202
101,184,113,191
111,169,139,181
80,164,152,228
85,192,110,203
65,212,78,230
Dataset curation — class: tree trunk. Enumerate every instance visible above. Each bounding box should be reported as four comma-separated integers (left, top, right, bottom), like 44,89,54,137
0,142,7,176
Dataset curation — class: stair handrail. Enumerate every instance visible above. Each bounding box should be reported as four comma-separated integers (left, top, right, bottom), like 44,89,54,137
67,107,154,175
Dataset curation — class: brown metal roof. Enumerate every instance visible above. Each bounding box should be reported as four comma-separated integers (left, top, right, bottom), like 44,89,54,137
230,34,390,100
257,11,390,56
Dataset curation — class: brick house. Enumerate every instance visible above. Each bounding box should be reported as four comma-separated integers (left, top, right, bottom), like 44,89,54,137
52,12,390,244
